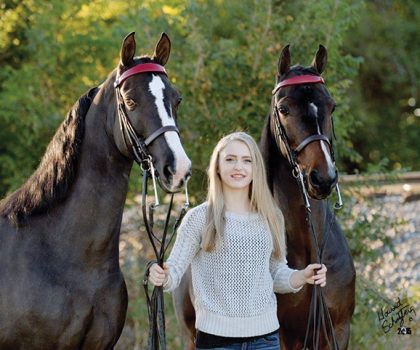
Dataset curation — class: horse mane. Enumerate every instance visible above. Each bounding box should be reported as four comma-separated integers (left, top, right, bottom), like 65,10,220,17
0,87,99,227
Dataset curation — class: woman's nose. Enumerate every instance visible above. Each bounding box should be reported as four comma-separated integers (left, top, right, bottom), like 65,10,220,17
233,160,242,170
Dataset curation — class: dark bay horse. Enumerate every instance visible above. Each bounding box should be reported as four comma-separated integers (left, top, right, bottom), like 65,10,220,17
259,45,355,349
0,32,191,349
172,46,355,350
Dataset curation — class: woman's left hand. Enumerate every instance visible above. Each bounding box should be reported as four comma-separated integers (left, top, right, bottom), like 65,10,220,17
303,263,327,287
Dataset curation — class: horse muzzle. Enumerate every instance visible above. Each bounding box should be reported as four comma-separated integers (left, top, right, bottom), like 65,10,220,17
156,160,192,194
306,169,338,199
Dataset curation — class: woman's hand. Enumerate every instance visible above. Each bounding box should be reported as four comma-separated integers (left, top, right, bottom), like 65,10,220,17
149,263,170,287
303,263,327,287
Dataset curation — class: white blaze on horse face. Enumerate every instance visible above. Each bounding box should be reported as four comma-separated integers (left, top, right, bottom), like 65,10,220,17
309,102,336,178
148,75,191,187
309,103,321,134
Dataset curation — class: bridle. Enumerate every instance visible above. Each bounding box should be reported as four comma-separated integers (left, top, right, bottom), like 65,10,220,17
115,62,189,350
114,63,179,185
271,74,342,211
271,74,342,350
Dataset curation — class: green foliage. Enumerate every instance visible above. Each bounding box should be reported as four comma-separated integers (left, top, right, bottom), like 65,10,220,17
344,0,420,172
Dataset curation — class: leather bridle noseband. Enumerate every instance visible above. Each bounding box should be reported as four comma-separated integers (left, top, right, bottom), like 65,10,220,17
272,74,342,350
114,63,179,172
271,74,342,210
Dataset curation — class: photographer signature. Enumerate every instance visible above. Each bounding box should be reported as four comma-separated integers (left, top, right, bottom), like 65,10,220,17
377,297,416,334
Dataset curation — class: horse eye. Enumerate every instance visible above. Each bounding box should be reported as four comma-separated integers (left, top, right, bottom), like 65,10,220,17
279,105,289,116
173,97,182,111
331,104,337,114
125,98,137,110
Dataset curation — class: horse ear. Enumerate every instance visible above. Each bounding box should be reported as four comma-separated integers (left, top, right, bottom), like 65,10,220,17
278,44,291,77
311,45,327,74
120,32,136,67
153,33,171,66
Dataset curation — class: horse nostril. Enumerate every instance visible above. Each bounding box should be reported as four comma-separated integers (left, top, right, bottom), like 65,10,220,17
185,169,192,181
163,164,176,178
310,170,338,190
310,170,322,187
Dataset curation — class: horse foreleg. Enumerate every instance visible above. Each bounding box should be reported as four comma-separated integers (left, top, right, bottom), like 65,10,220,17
172,266,196,350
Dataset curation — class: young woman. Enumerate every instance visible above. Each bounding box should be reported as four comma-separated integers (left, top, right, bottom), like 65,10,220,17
149,132,327,349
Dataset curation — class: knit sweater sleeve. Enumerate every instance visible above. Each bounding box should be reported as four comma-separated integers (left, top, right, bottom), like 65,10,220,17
269,255,303,294
163,205,204,292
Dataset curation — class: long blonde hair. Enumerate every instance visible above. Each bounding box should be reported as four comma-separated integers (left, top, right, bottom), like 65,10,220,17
202,132,286,259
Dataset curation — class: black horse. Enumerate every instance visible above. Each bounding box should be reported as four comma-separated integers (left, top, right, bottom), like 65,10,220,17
259,45,355,349
0,32,191,349
172,46,355,350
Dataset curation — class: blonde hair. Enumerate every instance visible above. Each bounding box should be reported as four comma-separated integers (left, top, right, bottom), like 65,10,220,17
202,132,286,259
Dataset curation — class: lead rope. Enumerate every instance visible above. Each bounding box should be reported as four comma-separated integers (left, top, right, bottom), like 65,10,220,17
141,163,189,350
302,199,340,350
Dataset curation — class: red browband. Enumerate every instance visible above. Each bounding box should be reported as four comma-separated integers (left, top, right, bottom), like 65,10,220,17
114,63,167,88
272,75,325,94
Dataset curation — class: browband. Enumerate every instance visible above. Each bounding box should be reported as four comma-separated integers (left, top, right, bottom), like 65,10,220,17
114,63,167,88
272,74,325,95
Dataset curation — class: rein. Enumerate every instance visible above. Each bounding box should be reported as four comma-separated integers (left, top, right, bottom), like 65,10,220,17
141,170,189,350
271,74,342,349
114,63,190,349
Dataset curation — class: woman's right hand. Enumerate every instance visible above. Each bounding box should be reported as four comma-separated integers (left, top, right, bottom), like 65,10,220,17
149,263,169,287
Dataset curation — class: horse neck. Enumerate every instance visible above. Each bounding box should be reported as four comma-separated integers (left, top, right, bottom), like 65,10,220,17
52,85,132,265
261,114,327,266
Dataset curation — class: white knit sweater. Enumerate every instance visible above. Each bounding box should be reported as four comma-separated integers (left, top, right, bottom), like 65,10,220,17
164,202,302,337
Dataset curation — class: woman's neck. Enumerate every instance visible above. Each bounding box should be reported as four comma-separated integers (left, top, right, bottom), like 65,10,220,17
222,186,252,214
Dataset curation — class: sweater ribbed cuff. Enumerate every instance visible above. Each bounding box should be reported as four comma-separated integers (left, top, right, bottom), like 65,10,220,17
287,268,303,293
274,267,303,293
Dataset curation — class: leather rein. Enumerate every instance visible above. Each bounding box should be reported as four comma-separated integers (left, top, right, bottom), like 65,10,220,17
114,63,189,350
271,74,342,350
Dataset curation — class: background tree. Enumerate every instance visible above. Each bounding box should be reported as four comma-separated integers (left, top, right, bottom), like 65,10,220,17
343,0,419,172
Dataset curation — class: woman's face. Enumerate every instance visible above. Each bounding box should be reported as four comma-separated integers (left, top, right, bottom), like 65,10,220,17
218,140,253,192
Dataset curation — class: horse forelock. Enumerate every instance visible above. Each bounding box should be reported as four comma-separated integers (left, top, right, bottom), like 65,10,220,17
286,65,319,77
0,87,99,227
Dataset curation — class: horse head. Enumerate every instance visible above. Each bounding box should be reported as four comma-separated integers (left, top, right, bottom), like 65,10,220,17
271,45,337,199
113,32,191,193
